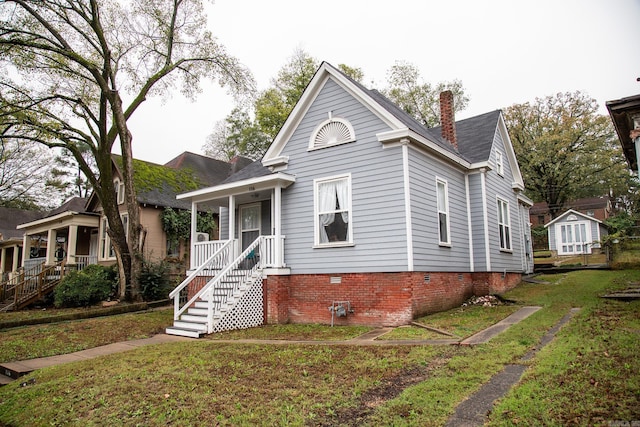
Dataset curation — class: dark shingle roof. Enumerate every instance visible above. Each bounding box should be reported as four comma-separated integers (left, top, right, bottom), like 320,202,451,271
441,110,502,163
0,207,45,240
164,152,239,187
221,160,273,185
48,197,89,216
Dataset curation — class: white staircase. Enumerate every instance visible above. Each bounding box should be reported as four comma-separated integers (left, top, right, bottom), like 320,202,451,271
166,238,266,338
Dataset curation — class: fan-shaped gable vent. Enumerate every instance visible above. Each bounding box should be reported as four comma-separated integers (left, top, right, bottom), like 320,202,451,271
309,115,356,150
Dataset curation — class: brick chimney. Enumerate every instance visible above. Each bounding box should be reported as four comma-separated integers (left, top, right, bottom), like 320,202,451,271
440,90,457,150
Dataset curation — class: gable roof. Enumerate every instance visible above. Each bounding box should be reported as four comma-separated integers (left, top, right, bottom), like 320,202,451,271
545,209,605,228
262,62,523,186
104,152,249,210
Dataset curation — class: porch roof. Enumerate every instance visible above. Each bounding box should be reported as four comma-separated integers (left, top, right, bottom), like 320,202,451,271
177,172,296,205
17,211,100,234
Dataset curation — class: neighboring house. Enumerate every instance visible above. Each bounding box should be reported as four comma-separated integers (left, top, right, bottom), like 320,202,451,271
0,207,46,281
545,209,608,256
607,94,640,180
530,196,613,227
167,62,534,337
8,152,247,281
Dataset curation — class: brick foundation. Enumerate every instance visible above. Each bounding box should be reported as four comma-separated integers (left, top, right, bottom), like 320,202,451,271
263,271,522,327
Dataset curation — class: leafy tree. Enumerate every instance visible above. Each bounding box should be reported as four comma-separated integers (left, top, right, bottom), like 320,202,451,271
383,61,469,127
0,138,60,209
47,147,95,201
0,0,253,300
504,92,632,218
204,49,365,160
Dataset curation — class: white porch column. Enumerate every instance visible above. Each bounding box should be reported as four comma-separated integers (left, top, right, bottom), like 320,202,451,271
0,247,6,276
46,229,57,265
22,234,31,267
11,244,19,273
190,201,198,269
228,195,236,258
67,225,78,264
274,184,282,267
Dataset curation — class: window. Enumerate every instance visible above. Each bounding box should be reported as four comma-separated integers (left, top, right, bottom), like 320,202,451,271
436,178,450,245
308,113,355,151
496,152,504,176
537,215,545,225
115,179,125,205
314,175,352,247
497,198,512,251
99,214,128,260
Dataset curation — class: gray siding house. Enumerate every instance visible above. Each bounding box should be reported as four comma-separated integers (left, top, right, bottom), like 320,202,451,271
167,62,533,337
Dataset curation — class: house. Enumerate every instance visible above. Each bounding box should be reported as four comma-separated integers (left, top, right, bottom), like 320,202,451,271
530,196,613,227
545,209,608,256
1,152,247,311
0,207,46,281
167,62,534,337
606,93,640,180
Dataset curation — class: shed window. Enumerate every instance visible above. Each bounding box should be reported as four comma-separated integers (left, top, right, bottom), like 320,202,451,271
314,175,352,247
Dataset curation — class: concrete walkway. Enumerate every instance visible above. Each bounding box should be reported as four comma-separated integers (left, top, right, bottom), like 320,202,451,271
0,306,542,385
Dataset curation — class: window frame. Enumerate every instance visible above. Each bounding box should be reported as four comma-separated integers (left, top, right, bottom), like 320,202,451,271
308,116,356,151
313,174,354,248
99,213,129,261
495,151,504,176
497,197,512,252
436,177,451,246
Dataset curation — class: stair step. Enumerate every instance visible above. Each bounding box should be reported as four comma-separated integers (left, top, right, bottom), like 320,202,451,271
173,320,207,331
0,374,13,386
165,327,203,338
180,314,208,323
187,307,208,316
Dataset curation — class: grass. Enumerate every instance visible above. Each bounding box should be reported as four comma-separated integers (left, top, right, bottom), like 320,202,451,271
0,269,638,426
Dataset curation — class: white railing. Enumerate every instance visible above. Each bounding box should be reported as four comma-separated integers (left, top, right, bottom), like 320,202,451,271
192,240,229,268
261,235,285,267
74,255,97,271
170,240,233,319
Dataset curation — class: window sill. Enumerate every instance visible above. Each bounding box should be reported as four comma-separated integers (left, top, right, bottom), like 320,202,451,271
499,249,513,254
439,243,452,248
313,242,355,249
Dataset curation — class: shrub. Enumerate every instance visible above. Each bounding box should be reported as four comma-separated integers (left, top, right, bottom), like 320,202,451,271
53,265,116,308
138,261,171,301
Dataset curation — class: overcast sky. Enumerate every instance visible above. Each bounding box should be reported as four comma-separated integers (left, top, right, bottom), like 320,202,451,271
126,0,640,165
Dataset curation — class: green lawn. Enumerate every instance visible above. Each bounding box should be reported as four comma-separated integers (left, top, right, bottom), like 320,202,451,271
0,269,638,426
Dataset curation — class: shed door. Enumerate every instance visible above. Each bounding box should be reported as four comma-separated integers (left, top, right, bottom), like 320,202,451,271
558,222,590,255
239,204,261,251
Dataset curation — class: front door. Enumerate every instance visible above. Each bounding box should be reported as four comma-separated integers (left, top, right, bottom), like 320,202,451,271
239,204,261,251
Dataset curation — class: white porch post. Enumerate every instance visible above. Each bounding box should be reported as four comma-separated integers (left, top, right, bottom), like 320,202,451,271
22,234,31,267
228,195,236,258
46,229,57,265
11,244,19,273
274,184,282,267
67,225,78,265
0,247,6,276
190,201,198,269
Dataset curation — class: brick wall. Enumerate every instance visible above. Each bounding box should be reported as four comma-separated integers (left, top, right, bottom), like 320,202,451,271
262,271,521,327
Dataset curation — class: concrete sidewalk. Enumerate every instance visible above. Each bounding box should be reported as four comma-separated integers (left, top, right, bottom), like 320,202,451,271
1,333,192,383
0,306,542,385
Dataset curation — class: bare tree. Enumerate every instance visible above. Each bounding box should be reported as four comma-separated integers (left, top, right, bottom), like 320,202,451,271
0,0,254,300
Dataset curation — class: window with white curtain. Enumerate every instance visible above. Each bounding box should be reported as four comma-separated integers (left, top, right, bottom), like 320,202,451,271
436,178,450,245
314,174,352,246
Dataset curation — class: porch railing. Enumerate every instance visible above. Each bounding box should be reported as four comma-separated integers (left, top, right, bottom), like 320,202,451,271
73,255,97,271
192,240,231,269
170,240,234,318
261,235,285,268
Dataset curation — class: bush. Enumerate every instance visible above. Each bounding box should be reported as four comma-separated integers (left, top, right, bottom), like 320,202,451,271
138,261,171,301
53,265,116,308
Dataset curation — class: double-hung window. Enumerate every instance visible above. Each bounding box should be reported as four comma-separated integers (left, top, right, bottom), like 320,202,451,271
436,178,450,245
314,174,352,247
497,198,512,251
496,152,504,176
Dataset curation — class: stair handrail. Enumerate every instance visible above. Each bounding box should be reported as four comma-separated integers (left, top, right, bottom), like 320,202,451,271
170,239,233,318
10,260,66,310
175,236,264,331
